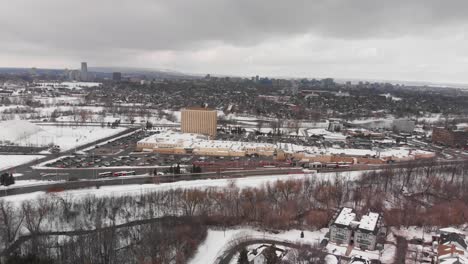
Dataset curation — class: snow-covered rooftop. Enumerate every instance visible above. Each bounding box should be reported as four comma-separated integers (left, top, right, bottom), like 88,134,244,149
334,207,356,226
138,131,434,159
138,131,276,151
439,227,465,236
35,82,102,89
358,212,380,231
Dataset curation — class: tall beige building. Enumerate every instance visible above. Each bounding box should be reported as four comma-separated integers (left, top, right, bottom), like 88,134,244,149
181,107,217,138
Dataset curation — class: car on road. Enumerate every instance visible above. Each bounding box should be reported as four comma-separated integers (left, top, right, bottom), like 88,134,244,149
113,171,136,177
98,172,113,178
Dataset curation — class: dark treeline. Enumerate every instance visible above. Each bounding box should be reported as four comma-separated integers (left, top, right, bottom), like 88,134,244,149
0,160,467,263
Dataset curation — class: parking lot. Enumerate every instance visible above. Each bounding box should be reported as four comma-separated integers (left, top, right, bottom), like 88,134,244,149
43,151,280,169
86,129,151,156
42,128,281,171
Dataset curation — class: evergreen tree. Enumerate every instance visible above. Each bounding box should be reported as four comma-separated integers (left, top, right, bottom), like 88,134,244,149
7,174,15,186
264,244,280,264
0,173,9,186
6,254,54,264
237,248,249,264
146,121,153,130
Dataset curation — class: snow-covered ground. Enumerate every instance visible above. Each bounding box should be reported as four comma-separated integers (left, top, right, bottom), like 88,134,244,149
0,120,126,151
35,96,85,106
0,179,63,189
189,228,329,264
37,125,126,151
189,227,396,264
0,155,44,171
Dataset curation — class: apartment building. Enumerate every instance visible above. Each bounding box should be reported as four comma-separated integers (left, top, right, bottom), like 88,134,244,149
328,207,384,251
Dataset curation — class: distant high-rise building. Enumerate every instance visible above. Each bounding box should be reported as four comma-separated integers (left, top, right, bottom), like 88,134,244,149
69,70,80,81
181,107,217,138
30,67,38,76
255,75,259,82
112,72,122,81
81,62,88,81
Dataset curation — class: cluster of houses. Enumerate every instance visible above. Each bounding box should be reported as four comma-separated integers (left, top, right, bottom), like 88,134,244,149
435,227,468,263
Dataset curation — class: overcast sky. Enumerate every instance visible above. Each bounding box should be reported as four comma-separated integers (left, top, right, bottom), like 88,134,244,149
1,0,468,83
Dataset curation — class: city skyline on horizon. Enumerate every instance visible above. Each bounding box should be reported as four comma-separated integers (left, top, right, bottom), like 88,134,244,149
2,0,468,84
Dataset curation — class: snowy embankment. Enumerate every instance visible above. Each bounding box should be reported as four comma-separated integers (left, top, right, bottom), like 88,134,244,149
0,171,364,205
0,155,44,171
0,179,64,189
189,228,328,264
189,227,396,264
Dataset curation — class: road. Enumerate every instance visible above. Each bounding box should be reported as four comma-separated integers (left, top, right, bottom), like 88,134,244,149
394,236,408,264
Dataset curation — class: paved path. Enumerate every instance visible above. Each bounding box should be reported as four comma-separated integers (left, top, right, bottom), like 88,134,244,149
394,236,408,264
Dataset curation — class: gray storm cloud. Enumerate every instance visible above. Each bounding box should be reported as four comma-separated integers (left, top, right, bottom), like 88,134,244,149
1,0,468,83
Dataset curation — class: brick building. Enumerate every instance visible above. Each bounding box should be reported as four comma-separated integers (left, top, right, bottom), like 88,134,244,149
181,107,217,138
432,127,468,148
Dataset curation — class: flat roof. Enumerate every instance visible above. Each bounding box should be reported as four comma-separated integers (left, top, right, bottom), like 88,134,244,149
334,207,356,226
182,107,215,111
358,212,380,232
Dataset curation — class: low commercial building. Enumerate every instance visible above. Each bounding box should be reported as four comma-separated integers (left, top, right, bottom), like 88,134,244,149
136,131,276,157
136,131,434,163
392,119,416,133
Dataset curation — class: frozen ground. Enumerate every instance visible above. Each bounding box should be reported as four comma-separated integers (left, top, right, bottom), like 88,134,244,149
0,155,44,171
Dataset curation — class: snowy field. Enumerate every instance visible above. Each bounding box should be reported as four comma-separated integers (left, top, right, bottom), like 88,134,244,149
0,120,126,151
0,171,364,205
37,125,126,151
0,155,44,171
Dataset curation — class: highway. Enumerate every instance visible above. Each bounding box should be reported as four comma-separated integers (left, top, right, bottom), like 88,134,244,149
2,158,467,198
0,168,305,197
